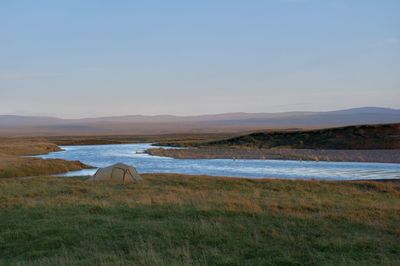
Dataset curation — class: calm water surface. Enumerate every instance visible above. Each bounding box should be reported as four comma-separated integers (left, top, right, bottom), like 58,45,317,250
36,143,400,180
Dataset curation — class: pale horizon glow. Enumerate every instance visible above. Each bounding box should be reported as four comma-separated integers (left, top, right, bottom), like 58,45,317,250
1,1,399,118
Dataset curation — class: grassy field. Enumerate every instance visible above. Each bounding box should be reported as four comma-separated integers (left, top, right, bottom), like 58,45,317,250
1,174,399,265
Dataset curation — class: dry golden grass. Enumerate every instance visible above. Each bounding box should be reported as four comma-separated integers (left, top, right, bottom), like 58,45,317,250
0,139,90,178
0,138,61,156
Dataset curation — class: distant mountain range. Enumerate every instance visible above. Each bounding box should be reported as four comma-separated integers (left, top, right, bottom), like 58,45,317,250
1,107,399,136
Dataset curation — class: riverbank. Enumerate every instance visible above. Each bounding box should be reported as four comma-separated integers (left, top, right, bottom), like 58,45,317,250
146,147,400,163
0,139,92,178
1,174,399,265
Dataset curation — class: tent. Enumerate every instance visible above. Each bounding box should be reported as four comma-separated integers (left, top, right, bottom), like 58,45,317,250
87,163,142,183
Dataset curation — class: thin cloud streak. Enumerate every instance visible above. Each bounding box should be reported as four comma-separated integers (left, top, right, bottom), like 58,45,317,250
370,37,400,48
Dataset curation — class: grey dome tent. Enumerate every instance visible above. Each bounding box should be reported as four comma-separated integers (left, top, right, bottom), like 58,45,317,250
87,163,142,183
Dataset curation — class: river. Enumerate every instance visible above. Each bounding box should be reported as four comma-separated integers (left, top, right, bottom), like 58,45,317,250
36,143,400,180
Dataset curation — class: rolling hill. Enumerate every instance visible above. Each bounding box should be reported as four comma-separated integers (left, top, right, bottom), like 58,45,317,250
1,107,399,136
200,123,400,150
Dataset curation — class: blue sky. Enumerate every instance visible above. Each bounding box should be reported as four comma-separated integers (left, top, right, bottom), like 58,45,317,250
0,0,399,118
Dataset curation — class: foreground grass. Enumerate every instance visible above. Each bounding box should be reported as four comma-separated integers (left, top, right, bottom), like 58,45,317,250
1,174,399,265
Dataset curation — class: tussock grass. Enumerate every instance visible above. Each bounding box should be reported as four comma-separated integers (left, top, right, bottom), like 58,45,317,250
1,174,399,265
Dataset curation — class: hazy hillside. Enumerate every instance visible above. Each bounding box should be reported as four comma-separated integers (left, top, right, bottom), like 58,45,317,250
1,107,399,136
200,123,400,150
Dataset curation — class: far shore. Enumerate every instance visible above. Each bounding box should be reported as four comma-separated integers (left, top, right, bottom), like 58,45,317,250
145,147,400,164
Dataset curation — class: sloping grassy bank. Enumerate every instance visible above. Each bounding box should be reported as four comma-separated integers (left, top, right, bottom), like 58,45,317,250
0,139,62,156
194,123,400,150
0,154,89,178
1,174,399,265
0,139,91,178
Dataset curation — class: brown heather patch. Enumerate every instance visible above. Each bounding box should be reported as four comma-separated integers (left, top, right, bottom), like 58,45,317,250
222,197,263,213
349,181,400,194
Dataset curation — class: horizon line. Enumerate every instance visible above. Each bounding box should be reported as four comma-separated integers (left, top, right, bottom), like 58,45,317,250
1,106,399,120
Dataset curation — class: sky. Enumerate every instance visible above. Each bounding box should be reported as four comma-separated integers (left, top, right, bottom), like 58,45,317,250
0,0,399,118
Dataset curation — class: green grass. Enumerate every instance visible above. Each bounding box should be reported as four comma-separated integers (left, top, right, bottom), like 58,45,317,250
1,174,399,265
